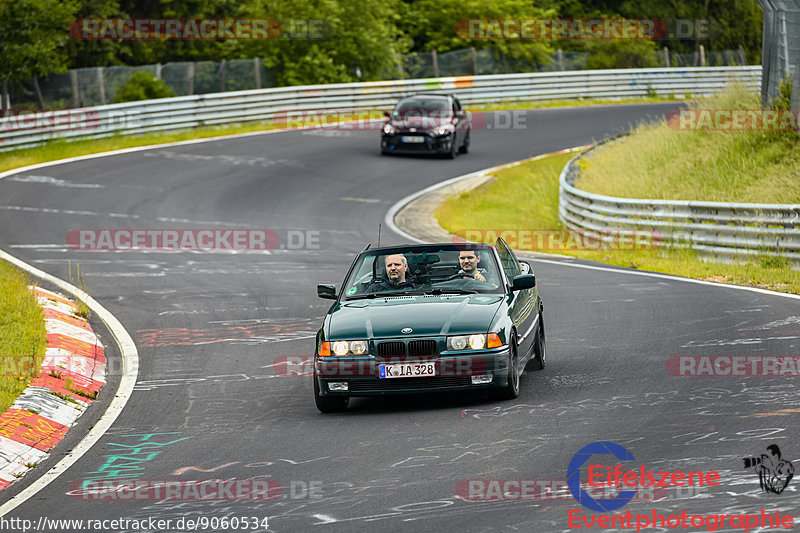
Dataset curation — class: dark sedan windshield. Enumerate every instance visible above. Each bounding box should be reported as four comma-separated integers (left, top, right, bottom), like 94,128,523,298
343,245,503,298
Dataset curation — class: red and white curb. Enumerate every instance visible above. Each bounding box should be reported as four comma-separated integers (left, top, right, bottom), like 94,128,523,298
0,286,105,491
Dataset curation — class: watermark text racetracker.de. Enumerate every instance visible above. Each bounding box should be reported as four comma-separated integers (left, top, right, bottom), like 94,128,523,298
666,109,800,131
452,229,664,251
455,18,713,40
68,478,322,501
66,229,328,251
69,18,328,40
667,355,800,377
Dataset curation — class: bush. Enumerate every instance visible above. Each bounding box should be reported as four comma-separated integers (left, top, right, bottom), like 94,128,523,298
114,72,174,103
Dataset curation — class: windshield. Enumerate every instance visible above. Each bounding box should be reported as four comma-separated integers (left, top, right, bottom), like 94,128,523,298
342,245,503,299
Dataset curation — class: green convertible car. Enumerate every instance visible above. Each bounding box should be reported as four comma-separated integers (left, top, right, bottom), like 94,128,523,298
314,239,545,413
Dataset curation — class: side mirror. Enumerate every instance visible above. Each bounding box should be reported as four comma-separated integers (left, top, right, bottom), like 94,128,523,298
317,284,337,299
511,274,535,291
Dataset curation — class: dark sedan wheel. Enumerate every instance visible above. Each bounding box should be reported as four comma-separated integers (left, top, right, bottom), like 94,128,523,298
314,374,349,413
526,313,546,371
446,133,458,159
493,342,520,400
458,131,470,154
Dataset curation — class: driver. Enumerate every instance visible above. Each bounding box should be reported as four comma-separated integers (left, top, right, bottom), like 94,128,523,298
454,251,486,281
367,254,416,292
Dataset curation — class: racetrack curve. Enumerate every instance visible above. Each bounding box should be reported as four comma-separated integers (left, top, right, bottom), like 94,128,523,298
1,103,799,532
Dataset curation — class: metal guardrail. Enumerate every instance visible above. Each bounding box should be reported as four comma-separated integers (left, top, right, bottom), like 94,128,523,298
0,66,760,152
558,141,800,263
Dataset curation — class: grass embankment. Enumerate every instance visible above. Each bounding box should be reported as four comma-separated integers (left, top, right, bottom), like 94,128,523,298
577,85,800,203
436,86,800,293
0,96,679,176
0,262,46,412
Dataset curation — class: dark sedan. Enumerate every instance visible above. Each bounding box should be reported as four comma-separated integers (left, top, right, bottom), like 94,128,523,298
313,239,545,412
380,93,471,158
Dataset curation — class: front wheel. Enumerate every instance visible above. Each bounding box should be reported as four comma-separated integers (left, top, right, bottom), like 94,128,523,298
314,374,349,413
525,313,546,371
492,342,520,400
458,131,470,154
446,133,458,159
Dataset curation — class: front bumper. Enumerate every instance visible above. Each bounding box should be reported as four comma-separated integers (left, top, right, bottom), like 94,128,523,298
314,348,510,396
381,132,453,154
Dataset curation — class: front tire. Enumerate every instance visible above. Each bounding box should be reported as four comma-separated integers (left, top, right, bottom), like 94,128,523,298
526,313,546,371
458,131,470,154
446,133,457,159
314,374,349,413
492,342,520,400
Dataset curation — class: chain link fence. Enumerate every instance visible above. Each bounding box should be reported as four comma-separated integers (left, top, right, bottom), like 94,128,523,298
759,0,800,110
7,46,750,110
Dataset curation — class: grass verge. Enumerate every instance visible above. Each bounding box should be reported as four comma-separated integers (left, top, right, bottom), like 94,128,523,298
0,95,684,176
436,152,800,294
575,84,800,203
0,261,47,413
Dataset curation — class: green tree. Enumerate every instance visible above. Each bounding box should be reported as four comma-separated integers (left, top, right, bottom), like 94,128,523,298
0,0,78,108
234,0,410,86
113,71,174,102
401,0,555,70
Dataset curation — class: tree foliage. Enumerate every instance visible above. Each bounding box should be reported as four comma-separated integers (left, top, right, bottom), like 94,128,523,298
0,0,78,85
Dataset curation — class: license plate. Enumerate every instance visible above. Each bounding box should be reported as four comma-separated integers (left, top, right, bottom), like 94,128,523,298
379,363,436,378
401,136,425,143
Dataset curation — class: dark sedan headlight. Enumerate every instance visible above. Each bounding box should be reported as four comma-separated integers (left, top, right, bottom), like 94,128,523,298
432,124,454,136
447,334,503,350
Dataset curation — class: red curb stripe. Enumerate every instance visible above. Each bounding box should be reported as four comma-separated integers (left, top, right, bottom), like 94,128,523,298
0,409,69,451
42,307,92,330
39,367,104,392
29,374,96,403
32,287,79,309
46,334,106,363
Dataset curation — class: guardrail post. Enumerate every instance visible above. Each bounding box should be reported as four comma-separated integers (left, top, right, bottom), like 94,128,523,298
699,45,706,67
220,59,227,92
97,67,106,105
432,50,440,77
254,58,262,89
737,45,747,66
33,77,44,110
470,47,478,75
557,49,565,71
70,70,79,108
663,47,671,68
155,63,162,80
187,63,195,96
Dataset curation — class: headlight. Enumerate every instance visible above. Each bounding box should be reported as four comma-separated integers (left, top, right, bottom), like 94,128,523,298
383,123,396,134
432,125,454,136
447,334,503,350
322,340,369,356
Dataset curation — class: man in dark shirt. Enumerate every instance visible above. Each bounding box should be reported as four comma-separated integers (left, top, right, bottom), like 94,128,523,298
453,250,487,281
367,254,415,292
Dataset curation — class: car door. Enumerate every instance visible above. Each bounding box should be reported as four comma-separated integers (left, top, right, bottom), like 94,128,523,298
495,238,536,360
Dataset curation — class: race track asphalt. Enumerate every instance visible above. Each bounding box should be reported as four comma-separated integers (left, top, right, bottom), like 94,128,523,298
1,103,799,531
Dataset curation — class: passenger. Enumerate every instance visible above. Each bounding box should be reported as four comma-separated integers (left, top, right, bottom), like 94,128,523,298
367,254,415,292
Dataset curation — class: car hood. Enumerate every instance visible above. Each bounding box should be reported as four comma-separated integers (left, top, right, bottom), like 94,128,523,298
390,115,451,130
328,294,504,339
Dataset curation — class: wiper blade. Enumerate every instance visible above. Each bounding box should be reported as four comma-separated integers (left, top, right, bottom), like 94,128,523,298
346,293,380,300
426,288,478,295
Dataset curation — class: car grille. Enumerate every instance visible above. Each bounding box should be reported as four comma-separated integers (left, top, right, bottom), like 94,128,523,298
349,376,471,391
377,341,406,357
376,339,438,358
408,340,437,356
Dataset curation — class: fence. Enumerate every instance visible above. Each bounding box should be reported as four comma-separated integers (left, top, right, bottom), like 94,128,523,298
759,1,800,109
5,46,750,111
559,140,800,264
0,66,761,152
